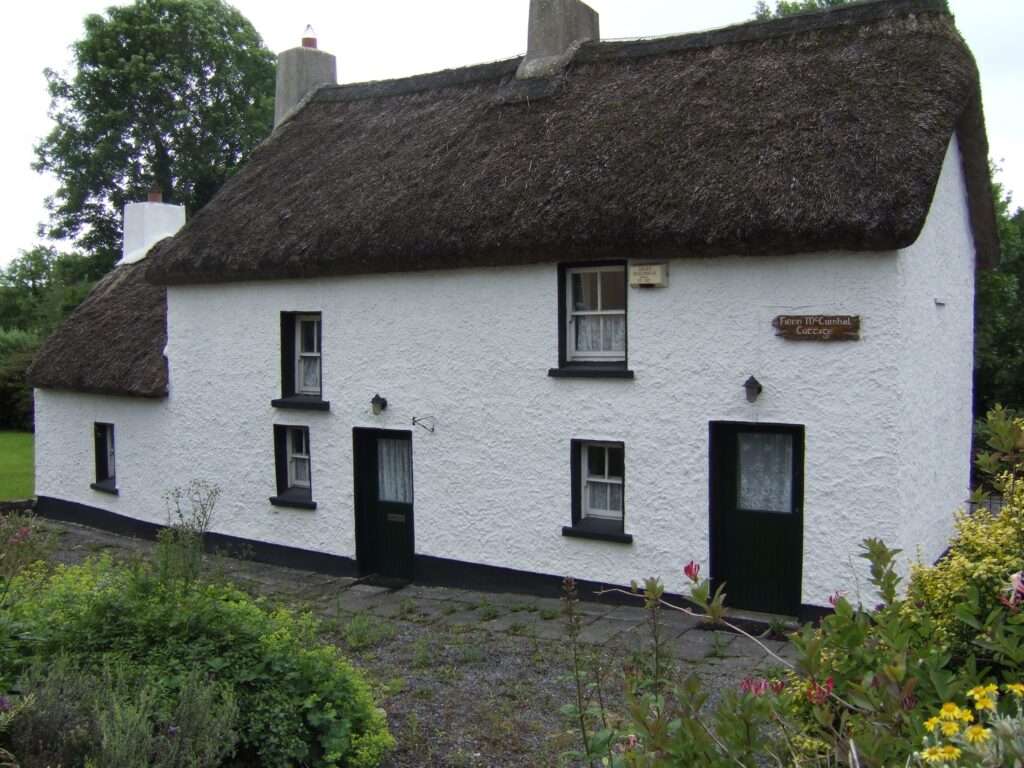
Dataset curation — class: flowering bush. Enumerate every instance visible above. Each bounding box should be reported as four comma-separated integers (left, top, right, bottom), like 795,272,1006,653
914,684,1024,766
905,482,1024,653
561,537,1024,767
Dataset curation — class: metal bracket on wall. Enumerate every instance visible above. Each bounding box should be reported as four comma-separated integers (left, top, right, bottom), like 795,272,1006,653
412,416,435,433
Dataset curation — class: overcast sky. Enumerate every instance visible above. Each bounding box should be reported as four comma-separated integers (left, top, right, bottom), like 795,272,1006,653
1,0,1020,267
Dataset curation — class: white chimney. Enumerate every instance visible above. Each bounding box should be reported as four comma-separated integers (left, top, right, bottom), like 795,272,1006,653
120,184,185,265
517,0,599,80
274,26,337,129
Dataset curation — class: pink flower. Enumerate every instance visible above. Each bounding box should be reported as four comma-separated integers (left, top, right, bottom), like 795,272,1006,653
807,676,834,704
827,591,845,607
683,560,700,582
771,680,786,694
740,677,770,696
1000,572,1024,613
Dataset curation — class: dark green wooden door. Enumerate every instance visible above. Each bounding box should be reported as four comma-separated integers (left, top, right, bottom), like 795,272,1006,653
710,422,804,615
353,428,414,580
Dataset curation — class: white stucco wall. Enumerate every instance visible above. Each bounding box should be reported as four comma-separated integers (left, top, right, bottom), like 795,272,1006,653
895,136,976,567
34,137,977,609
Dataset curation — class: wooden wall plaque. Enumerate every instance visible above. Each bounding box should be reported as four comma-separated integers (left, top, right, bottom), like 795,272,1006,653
773,315,860,341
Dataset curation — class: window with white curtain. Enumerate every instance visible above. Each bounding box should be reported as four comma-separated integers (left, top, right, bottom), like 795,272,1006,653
295,315,321,395
567,266,626,362
737,432,793,513
287,427,311,489
378,438,413,503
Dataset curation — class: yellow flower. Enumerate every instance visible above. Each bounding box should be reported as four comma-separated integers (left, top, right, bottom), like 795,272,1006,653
965,726,992,744
924,716,941,731
974,696,997,712
940,702,962,720
958,709,975,723
921,746,943,763
938,744,962,760
967,685,988,699
940,720,960,737
983,684,999,695
1005,683,1024,697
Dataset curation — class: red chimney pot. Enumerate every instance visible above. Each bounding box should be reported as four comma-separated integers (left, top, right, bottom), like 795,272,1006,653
147,183,162,203
301,24,317,48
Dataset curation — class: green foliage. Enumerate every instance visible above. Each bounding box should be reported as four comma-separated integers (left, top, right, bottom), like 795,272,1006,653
0,433,34,500
342,613,397,652
34,0,275,267
154,480,220,587
0,247,98,336
906,498,1024,654
559,500,1024,767
4,557,394,767
6,657,238,768
753,0,852,20
975,177,1024,413
0,513,51,608
972,404,1024,497
0,343,37,432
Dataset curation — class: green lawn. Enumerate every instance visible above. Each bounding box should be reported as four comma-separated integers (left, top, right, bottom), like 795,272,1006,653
0,431,34,500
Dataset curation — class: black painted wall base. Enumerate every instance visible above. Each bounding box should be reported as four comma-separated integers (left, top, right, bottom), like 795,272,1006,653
33,495,827,620
34,496,358,577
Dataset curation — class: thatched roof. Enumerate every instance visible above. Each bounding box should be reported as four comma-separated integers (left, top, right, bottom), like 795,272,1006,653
27,261,167,398
32,0,998,397
146,0,998,286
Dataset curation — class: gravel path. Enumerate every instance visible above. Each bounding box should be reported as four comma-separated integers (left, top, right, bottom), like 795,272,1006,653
39,519,793,767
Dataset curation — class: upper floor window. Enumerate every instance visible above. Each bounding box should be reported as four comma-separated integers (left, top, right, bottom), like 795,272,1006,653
295,315,321,395
91,422,118,494
567,266,626,362
549,263,633,378
273,312,329,410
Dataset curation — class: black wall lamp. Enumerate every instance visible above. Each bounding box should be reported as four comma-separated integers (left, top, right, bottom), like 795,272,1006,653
371,393,388,415
743,376,763,403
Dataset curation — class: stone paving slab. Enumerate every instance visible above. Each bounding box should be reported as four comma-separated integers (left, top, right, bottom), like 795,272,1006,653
674,629,736,662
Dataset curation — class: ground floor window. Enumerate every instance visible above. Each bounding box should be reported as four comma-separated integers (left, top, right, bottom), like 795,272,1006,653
271,425,316,509
91,422,117,494
563,439,631,543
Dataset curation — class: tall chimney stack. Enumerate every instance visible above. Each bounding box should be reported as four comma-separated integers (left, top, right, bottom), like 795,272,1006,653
517,0,599,80
274,26,337,129
120,185,186,265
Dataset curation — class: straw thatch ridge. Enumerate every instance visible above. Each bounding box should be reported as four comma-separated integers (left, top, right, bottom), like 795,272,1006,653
27,261,167,398
145,0,997,287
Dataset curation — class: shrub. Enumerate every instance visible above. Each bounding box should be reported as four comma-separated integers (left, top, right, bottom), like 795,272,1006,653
5,557,394,767
905,497,1024,653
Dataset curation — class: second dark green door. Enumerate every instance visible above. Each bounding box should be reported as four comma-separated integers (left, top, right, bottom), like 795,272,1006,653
710,422,804,616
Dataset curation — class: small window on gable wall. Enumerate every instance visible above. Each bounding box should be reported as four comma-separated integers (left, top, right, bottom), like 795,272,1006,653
273,312,329,410
271,424,316,509
91,422,118,494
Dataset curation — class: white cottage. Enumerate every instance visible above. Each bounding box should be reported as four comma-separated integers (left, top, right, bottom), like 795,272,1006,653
27,0,999,618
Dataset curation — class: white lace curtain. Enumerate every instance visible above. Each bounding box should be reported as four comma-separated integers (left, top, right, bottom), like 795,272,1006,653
575,316,626,352
378,439,413,503
737,433,793,513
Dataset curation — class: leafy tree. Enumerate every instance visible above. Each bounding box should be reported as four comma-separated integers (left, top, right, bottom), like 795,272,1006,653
753,0,852,19
34,0,275,271
0,247,98,335
975,180,1024,413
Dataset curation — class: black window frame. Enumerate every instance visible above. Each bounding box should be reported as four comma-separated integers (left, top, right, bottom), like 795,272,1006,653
272,311,330,410
90,422,118,494
549,261,634,379
270,424,317,509
562,438,632,543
